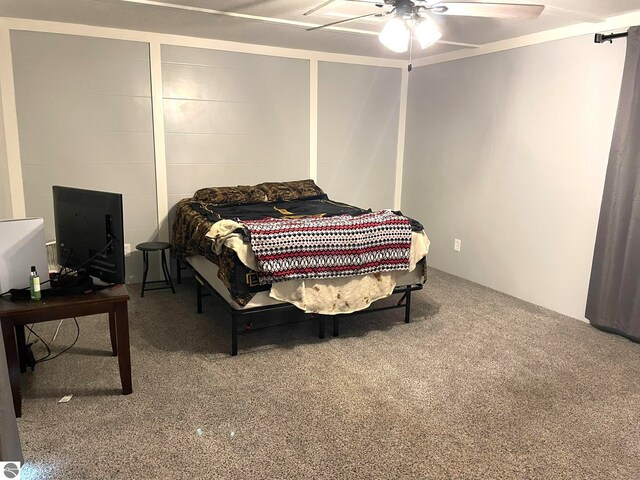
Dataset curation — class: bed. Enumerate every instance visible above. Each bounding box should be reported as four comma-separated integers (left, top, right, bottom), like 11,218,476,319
172,179,429,355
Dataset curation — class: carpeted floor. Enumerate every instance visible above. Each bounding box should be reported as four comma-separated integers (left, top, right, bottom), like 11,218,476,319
15,268,640,479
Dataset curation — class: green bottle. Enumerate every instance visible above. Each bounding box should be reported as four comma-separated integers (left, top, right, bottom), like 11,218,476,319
29,266,41,301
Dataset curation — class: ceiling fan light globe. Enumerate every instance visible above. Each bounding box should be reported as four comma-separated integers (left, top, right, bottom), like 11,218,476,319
415,16,442,49
378,17,410,53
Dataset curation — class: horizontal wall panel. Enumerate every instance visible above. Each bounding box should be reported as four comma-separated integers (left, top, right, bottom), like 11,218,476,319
121,194,159,231
317,62,400,209
16,92,152,133
21,164,157,197
162,63,308,104
13,55,151,98
163,99,307,136
162,45,309,203
11,30,150,62
166,164,306,195
319,107,400,142
22,195,55,240
19,131,153,165
162,45,305,70
318,133,399,165
165,133,307,165
318,161,395,212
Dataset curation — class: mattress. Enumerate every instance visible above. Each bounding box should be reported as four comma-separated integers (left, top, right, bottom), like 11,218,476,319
187,254,425,311
172,179,428,309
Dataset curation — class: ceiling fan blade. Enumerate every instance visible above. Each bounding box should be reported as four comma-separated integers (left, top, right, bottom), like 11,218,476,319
305,0,384,16
307,12,382,31
542,5,605,23
304,0,338,16
431,2,545,19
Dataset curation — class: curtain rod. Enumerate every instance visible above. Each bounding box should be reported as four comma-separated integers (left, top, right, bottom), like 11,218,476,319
594,32,628,44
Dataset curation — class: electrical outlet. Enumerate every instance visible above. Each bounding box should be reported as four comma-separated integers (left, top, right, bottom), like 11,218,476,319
124,243,132,256
454,238,461,252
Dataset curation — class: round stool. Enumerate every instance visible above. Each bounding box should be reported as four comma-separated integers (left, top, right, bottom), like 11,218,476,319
136,242,175,297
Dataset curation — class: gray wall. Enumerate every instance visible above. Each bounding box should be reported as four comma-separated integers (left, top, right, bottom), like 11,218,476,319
162,45,310,214
402,35,626,320
5,31,402,283
6,34,406,285
318,62,401,210
11,31,156,283
0,80,11,220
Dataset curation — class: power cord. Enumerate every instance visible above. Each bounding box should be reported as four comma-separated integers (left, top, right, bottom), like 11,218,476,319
25,318,80,364
57,239,114,279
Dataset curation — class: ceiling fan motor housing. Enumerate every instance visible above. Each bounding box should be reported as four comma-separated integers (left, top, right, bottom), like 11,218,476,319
395,0,417,18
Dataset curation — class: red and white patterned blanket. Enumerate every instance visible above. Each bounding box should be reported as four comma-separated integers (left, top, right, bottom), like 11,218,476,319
243,210,412,284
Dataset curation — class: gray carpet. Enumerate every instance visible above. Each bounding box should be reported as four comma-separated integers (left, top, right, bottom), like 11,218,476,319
15,268,640,479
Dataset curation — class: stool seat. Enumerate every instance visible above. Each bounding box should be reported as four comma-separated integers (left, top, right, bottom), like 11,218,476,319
136,242,175,297
136,241,171,252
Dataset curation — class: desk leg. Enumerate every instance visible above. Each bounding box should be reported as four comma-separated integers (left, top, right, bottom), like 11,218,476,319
1,317,21,417
108,310,118,356
16,325,27,373
115,302,132,395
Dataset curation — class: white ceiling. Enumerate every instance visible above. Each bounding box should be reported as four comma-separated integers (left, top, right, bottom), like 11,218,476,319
1,0,640,58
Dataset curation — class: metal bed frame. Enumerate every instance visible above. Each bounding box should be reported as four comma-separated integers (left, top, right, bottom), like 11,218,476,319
177,257,423,356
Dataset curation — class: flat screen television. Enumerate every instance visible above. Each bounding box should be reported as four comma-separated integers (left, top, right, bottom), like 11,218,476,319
52,186,125,285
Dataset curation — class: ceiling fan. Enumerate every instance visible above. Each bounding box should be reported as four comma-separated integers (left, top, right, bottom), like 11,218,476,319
304,1,545,54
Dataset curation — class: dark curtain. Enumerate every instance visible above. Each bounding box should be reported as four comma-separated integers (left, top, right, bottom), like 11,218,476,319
586,26,640,340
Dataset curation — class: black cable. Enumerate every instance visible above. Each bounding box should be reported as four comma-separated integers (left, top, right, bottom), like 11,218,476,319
57,239,113,279
1,278,51,296
38,318,79,363
57,247,73,276
25,318,80,364
25,325,52,362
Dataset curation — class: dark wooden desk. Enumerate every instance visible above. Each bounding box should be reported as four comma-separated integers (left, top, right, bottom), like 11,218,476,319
0,284,132,417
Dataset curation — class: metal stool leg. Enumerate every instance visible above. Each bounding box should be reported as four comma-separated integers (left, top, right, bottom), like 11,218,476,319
141,251,149,298
161,249,176,294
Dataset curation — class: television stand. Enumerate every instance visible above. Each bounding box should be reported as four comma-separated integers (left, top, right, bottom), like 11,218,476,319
0,284,132,417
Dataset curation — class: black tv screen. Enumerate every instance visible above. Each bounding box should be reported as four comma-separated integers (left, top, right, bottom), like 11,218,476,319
52,186,125,284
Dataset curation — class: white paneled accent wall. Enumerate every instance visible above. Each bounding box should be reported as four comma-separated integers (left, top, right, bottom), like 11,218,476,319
0,80,10,219
402,35,626,320
162,45,310,214
318,62,401,211
11,31,156,282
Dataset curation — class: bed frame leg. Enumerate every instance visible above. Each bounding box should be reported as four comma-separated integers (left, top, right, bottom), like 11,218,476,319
318,316,325,339
404,287,412,324
231,314,238,356
333,316,339,337
176,256,182,284
196,279,203,314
